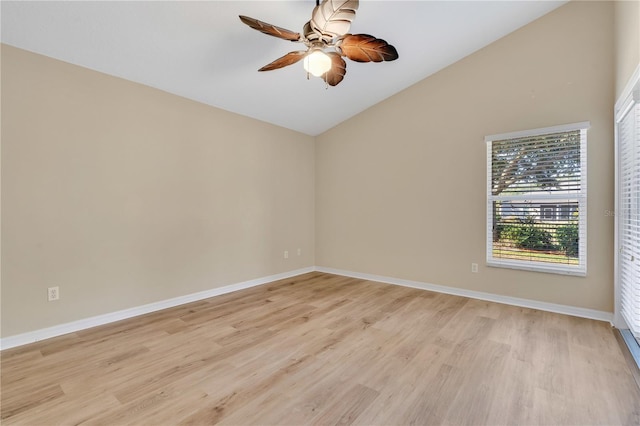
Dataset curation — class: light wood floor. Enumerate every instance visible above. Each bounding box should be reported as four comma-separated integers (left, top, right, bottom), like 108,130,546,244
2,272,639,425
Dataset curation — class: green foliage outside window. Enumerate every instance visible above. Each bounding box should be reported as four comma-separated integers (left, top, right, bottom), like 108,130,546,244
556,221,579,257
500,217,557,251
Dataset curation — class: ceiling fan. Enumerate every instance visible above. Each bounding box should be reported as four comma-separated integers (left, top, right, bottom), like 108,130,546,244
239,0,398,86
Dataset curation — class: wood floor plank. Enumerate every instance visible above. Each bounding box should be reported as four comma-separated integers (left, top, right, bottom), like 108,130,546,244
2,272,639,425
0,383,65,420
311,383,379,426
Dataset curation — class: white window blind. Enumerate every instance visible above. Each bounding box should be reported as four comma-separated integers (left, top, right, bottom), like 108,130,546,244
485,122,589,275
617,77,640,339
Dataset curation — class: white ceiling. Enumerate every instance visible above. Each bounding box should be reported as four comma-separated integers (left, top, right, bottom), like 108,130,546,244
1,1,566,136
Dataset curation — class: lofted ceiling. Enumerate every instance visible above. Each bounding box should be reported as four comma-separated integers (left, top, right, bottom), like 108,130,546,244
1,1,566,136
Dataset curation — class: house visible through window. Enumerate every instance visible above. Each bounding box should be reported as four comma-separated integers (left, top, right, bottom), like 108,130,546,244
485,122,589,275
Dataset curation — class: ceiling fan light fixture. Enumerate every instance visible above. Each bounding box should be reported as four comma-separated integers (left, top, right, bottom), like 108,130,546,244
239,0,398,86
303,50,332,77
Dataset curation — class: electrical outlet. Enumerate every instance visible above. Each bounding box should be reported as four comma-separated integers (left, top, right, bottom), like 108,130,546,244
48,286,60,301
471,263,478,273
284,250,289,259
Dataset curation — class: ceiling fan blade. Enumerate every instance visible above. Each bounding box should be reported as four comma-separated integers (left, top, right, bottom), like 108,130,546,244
239,15,302,42
336,34,399,63
303,21,322,43
258,51,308,72
310,0,359,43
322,52,347,86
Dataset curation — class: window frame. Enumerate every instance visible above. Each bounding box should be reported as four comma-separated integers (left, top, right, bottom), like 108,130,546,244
485,122,589,276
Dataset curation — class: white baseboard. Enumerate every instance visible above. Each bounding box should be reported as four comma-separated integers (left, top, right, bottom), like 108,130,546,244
1,265,613,351
315,266,613,323
0,267,314,351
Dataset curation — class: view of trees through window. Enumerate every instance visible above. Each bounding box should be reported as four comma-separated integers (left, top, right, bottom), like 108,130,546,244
489,129,583,267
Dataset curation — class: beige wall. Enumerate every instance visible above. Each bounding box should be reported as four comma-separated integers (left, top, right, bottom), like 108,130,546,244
614,0,640,97
1,45,315,337
316,1,615,312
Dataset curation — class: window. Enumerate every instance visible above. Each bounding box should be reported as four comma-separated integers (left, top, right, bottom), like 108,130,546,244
558,203,577,220
541,205,556,221
486,122,589,275
615,66,640,345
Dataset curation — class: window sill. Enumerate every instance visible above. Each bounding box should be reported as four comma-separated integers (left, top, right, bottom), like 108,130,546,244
486,259,586,276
